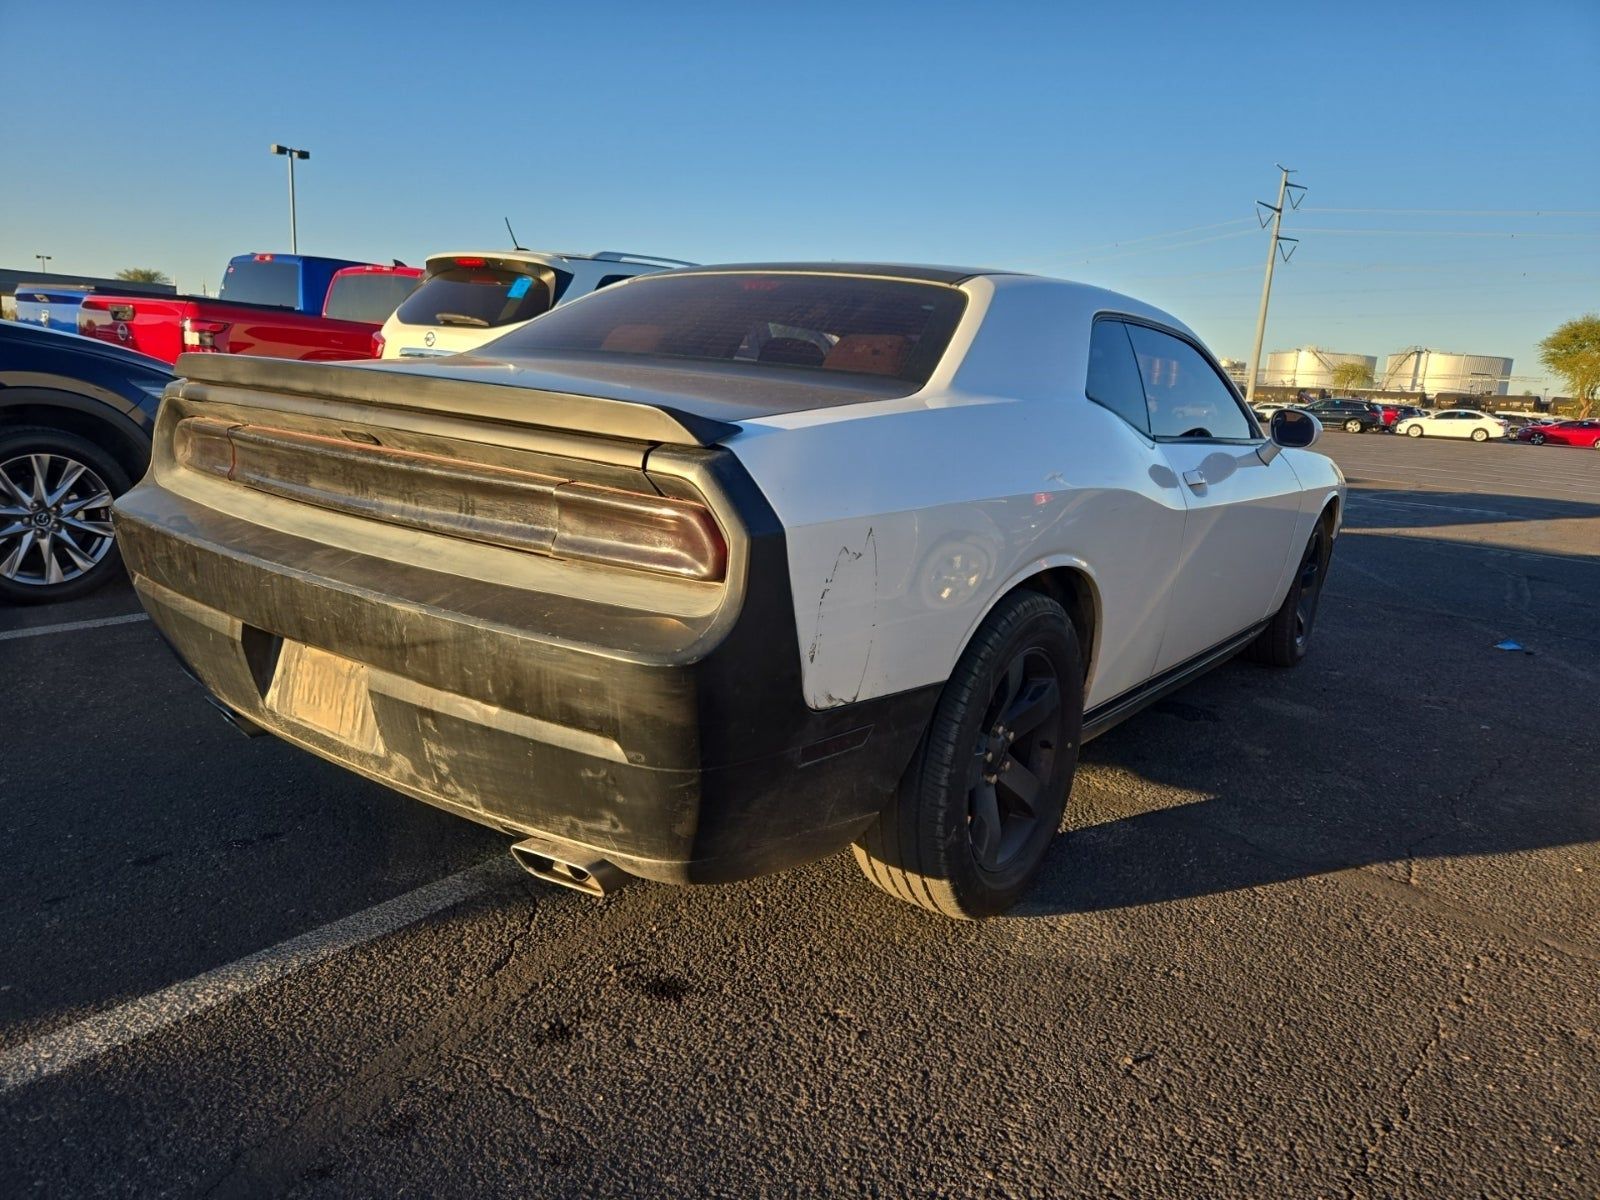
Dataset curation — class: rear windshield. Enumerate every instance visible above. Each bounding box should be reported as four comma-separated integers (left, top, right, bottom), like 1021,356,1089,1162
219,260,299,308
485,272,968,385
323,272,421,323
394,267,559,329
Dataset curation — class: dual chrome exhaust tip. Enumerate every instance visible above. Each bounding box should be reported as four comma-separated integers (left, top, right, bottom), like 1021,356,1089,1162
509,835,627,898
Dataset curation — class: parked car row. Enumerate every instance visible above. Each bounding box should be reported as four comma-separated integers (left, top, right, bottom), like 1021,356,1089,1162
1249,398,1591,445
69,247,691,367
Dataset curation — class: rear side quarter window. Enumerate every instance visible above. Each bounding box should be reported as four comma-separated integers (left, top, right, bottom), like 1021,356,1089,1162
1085,319,1150,435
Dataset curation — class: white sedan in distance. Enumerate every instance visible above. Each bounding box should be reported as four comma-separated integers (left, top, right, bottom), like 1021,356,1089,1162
114,263,1345,920
1395,409,1509,441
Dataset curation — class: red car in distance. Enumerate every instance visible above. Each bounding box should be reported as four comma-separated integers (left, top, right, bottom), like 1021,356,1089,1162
1517,419,1600,448
1370,403,1403,429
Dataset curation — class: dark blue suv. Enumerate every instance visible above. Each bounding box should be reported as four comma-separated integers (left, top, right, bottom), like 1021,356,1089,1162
0,321,173,603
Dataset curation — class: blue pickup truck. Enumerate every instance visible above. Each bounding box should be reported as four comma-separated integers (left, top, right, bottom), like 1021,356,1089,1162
14,281,176,334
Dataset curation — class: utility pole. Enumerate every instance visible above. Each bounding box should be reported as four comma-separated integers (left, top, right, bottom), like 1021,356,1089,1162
269,144,311,253
35,254,52,275
1244,164,1306,405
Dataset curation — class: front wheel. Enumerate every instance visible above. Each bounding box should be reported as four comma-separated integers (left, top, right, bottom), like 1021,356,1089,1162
0,427,132,604
1406,425,1424,438
1245,520,1333,669
853,590,1082,919
1471,428,1489,442
1531,432,1546,445
1344,419,1364,433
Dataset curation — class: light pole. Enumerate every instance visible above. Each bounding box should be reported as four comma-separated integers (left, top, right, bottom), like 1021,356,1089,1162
35,254,52,275
269,143,310,253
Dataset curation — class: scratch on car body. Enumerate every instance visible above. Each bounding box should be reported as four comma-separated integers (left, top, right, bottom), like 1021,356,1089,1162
807,527,879,705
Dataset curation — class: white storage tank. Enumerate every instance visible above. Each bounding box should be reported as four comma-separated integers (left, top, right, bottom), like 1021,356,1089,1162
1262,347,1378,390
1380,349,1513,396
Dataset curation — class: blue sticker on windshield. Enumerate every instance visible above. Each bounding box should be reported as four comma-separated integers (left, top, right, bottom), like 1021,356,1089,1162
507,276,532,299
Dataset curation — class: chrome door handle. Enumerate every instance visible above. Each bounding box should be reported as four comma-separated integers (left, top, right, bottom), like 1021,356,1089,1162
1182,469,1207,488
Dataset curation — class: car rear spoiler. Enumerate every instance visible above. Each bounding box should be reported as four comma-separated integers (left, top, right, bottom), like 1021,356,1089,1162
173,353,743,448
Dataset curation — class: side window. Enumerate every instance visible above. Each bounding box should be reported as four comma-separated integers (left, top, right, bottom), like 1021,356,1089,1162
1125,324,1255,441
1085,319,1150,434
594,274,633,290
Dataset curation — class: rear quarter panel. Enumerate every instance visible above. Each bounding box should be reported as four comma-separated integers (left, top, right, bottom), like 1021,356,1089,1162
728,277,1213,712
730,275,1345,714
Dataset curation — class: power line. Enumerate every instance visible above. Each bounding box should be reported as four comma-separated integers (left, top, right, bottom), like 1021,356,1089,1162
1293,228,1600,239
1304,207,1600,217
1056,216,1255,257
1073,228,1256,264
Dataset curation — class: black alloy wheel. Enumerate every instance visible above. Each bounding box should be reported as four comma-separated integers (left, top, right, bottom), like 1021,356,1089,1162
853,590,1083,918
1246,519,1334,668
967,647,1063,874
1291,526,1326,651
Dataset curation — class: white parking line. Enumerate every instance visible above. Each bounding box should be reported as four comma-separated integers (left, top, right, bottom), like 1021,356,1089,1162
0,613,150,643
0,857,524,1094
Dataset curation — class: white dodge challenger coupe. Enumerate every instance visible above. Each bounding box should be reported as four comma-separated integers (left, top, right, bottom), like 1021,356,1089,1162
113,263,1344,918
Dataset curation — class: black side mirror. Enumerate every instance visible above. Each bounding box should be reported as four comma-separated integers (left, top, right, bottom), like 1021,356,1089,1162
1270,408,1321,449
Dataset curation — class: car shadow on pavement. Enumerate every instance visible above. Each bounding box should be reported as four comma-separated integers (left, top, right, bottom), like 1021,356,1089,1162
1018,524,1600,918
1342,489,1600,539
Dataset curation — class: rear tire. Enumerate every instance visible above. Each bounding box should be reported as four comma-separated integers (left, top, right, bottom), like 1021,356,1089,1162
1245,519,1333,669
1471,428,1489,442
1344,419,1364,433
853,591,1082,919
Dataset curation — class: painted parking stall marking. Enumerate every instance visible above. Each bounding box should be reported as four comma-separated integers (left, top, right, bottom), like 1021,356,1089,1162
0,858,523,1094
0,613,150,642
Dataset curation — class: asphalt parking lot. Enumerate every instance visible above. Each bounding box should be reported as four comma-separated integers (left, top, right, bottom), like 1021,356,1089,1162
2,432,1596,1198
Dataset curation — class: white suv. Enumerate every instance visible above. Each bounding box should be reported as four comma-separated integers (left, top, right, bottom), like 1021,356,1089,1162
377,249,694,359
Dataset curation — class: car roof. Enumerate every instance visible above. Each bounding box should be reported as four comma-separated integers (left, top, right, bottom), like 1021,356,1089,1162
666,262,1021,285
422,249,690,270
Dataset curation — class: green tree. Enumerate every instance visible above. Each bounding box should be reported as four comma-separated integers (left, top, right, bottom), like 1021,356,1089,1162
1329,360,1373,392
1539,314,1600,419
115,267,171,284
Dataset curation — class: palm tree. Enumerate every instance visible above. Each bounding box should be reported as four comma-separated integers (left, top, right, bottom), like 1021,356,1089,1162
115,268,172,284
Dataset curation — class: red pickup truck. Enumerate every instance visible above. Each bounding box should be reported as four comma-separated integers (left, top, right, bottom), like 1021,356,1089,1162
77,254,420,364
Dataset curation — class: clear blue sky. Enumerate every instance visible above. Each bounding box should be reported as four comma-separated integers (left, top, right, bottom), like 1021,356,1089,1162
2,0,1596,392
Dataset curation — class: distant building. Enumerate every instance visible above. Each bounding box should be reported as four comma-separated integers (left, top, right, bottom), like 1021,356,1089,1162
1217,358,1249,388
1380,348,1512,396
1262,347,1378,390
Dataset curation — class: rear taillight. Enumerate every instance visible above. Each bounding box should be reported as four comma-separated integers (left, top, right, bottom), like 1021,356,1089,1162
371,331,386,358
173,418,728,582
182,318,229,351
552,482,726,581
